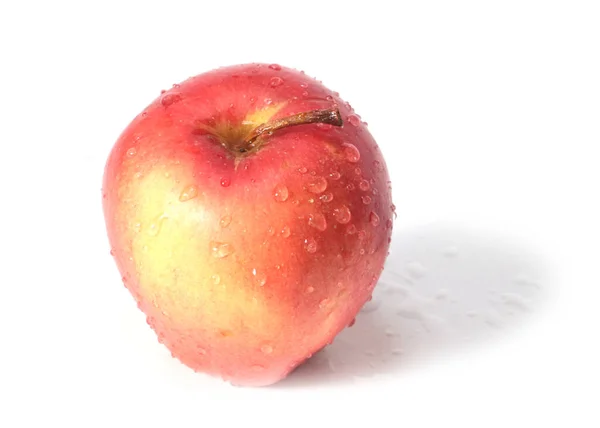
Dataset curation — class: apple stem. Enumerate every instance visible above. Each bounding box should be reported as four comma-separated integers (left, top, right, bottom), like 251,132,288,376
243,107,343,150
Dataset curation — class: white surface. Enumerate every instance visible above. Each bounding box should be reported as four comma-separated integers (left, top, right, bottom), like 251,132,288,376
1,1,599,427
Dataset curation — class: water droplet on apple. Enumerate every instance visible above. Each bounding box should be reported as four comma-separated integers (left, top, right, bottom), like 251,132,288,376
304,237,318,253
326,95,334,101
347,114,360,126
319,192,334,203
358,230,367,240
220,214,232,228
161,93,182,107
341,143,360,163
267,226,275,236
319,299,331,309
211,274,220,285
260,344,273,354
362,195,372,205
109,249,115,256
252,268,267,286
281,225,291,238
268,64,282,71
306,176,327,194
359,179,370,191
306,286,315,293
251,364,265,371
348,318,356,327
346,183,355,191
264,97,273,105
301,90,309,97
273,183,289,202
346,224,357,235
329,171,341,180
308,213,327,231
369,211,380,227
147,214,167,236
210,241,234,258
220,177,231,187
179,185,198,202
298,166,308,174
354,167,362,175
333,205,352,224
127,147,137,157
270,76,284,87
197,347,207,356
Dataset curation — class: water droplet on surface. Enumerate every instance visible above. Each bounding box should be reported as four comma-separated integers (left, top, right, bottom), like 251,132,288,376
386,219,393,229
326,95,334,101
354,167,362,175
264,97,273,105
161,93,182,107
306,176,327,194
270,76,284,87
317,123,333,130
220,177,231,187
442,246,459,257
219,214,232,228
362,195,372,204
359,179,370,191
268,64,281,70
346,224,357,235
341,143,361,163
109,249,115,256
306,286,314,293
319,192,334,203
210,241,234,258
261,344,273,354
179,185,198,202
435,288,449,300
406,261,427,279
273,183,289,202
127,147,137,157
361,299,381,313
347,114,360,126
333,205,352,224
211,274,220,285
252,268,267,286
500,292,530,311
369,211,380,226
280,225,291,238
267,226,275,236
358,230,367,240
319,299,330,309
298,166,308,173
197,347,207,356
304,237,318,253
308,213,327,231
329,171,341,180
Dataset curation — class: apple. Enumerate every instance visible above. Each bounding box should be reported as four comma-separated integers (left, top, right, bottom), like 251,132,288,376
102,63,394,386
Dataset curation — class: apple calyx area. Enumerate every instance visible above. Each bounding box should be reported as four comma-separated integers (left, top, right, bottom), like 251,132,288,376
236,107,343,154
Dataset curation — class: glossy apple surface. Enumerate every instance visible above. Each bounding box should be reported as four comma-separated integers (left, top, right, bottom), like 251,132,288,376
102,63,394,386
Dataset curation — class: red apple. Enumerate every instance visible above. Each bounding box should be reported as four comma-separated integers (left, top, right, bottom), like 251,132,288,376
102,63,394,386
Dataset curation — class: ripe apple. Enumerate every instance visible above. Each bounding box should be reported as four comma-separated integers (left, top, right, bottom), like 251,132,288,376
102,63,394,386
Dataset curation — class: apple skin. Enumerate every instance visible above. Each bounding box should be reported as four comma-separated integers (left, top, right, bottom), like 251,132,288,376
102,63,394,386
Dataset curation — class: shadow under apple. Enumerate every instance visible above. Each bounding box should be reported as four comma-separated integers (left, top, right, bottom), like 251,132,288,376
276,222,549,388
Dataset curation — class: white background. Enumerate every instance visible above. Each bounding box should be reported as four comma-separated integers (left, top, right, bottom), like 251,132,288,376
1,1,599,426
